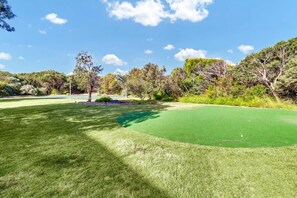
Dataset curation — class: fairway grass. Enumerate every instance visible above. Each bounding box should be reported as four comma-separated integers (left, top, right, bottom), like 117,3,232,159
0,98,297,197
118,106,297,148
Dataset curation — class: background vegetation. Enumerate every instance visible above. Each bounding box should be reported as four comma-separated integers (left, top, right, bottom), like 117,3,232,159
1,38,296,107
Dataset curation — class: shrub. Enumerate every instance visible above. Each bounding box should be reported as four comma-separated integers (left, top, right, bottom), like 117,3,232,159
36,88,48,96
95,96,112,102
153,93,163,101
161,97,176,102
51,89,59,95
20,85,37,95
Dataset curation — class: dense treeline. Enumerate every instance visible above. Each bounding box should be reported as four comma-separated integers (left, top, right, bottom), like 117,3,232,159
0,38,296,105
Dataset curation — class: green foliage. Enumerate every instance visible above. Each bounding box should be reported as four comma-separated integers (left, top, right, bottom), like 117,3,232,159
50,89,59,95
236,38,297,100
180,95,296,110
74,52,103,102
36,88,48,96
0,0,16,32
153,92,163,101
95,96,112,102
99,74,121,95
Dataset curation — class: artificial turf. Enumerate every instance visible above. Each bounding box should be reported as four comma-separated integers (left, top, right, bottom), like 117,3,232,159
118,106,297,148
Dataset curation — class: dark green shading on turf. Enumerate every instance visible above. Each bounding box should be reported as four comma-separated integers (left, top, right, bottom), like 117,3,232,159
118,106,297,148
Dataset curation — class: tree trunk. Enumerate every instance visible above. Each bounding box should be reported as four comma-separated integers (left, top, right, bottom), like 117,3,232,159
271,90,281,103
87,85,92,102
87,91,92,102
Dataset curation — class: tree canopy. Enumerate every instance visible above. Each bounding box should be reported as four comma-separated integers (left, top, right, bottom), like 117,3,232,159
0,0,16,32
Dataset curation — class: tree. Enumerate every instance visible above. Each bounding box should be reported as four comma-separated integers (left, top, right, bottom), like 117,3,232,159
126,68,146,100
0,0,16,32
277,56,297,99
181,58,229,94
99,74,121,95
74,52,103,102
236,39,297,101
142,63,166,99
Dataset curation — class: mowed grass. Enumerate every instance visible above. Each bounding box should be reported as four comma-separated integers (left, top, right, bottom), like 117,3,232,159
0,98,297,197
118,106,297,148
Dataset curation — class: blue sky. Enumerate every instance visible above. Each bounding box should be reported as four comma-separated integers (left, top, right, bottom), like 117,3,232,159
1,0,297,75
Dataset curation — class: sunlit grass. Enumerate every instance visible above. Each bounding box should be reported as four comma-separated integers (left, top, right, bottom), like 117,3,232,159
0,98,296,197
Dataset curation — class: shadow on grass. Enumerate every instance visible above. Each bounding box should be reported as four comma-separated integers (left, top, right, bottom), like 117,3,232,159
0,97,65,103
0,103,170,197
117,111,161,127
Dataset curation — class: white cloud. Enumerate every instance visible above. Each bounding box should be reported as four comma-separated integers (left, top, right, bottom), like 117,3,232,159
227,49,233,54
0,52,12,60
44,13,68,25
166,0,212,22
39,29,47,34
105,0,213,26
225,60,236,66
174,48,207,61
145,49,153,54
102,54,127,66
164,44,175,50
114,68,128,75
0,64,5,69
238,45,254,54
18,56,25,60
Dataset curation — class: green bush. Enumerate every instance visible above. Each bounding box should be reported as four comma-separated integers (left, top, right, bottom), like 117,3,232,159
161,97,176,102
95,96,112,102
36,88,48,96
179,95,297,110
51,89,59,95
153,93,163,101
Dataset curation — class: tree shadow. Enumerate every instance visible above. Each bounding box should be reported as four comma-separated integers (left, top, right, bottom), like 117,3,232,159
0,102,171,197
0,97,65,103
117,111,162,127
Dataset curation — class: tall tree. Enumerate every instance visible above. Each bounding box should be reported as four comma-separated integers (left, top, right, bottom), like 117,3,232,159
99,74,121,95
0,0,16,32
142,63,166,99
126,68,146,100
236,39,297,101
74,52,103,102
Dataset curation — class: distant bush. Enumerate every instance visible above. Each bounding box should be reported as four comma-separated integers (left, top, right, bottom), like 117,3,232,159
95,96,112,102
161,97,176,102
51,89,59,95
36,87,48,96
153,93,163,101
20,85,37,95
180,95,297,110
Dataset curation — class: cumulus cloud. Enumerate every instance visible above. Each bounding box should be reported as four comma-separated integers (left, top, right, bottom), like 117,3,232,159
164,44,175,50
114,68,129,75
238,45,254,54
102,54,127,66
145,49,153,54
18,56,25,60
0,52,12,60
225,59,236,66
104,0,213,26
174,48,207,61
0,64,5,69
44,13,68,25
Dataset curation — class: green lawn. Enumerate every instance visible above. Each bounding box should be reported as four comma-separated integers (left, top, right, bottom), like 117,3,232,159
0,99,297,197
118,106,297,148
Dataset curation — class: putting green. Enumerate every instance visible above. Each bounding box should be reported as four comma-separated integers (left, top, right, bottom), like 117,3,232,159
117,106,297,148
